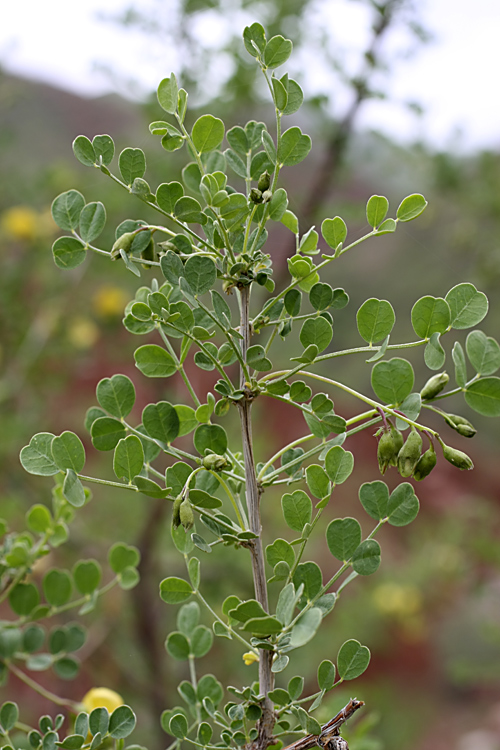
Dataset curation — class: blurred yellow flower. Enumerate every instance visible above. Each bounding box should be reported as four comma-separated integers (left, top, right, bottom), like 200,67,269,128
67,317,99,349
81,687,124,713
372,582,422,618
92,285,128,318
1,206,39,241
242,651,259,666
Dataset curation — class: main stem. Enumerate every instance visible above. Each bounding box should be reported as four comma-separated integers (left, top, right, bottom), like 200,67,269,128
238,285,275,749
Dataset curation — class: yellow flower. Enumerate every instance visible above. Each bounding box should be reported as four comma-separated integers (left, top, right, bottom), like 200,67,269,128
372,582,422,618
81,687,124,713
242,651,259,666
92,285,128,318
1,206,39,241
67,317,99,349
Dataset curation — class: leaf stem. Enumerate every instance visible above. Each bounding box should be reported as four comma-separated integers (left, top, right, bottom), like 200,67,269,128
7,661,82,712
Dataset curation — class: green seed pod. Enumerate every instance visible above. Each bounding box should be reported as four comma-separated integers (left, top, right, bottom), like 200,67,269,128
377,429,396,475
257,171,271,192
157,240,179,254
413,447,437,481
420,371,449,400
444,413,477,438
442,444,474,470
202,454,227,471
249,188,263,204
397,428,423,478
141,238,155,269
179,499,194,531
172,494,183,529
111,231,135,260
389,424,404,466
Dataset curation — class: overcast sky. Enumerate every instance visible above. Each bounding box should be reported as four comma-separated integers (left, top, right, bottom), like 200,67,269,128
1,0,499,151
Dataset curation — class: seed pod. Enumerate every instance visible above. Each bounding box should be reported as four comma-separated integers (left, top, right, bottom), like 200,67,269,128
377,429,396,475
172,494,183,529
202,454,227,471
141,238,155,269
389,424,404,465
444,413,477,438
397,428,423,478
258,171,271,192
249,188,263,204
413,446,437,481
158,240,179,254
179,499,194,531
420,371,449,400
111,231,135,260
442,444,474,470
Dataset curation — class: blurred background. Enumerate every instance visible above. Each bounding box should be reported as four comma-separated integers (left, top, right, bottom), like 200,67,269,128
1,1,500,749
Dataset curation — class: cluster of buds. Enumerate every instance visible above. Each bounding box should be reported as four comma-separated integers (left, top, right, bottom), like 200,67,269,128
172,493,194,531
249,171,272,204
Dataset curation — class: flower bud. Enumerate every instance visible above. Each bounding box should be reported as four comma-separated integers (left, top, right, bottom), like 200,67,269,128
261,190,273,203
377,429,396,475
397,428,423,478
420,372,449,400
257,171,271,192
172,494,183,529
444,413,477,438
249,188,263,204
111,231,135,260
202,453,227,471
179,499,194,531
389,424,404,465
442,444,474,470
413,446,437,481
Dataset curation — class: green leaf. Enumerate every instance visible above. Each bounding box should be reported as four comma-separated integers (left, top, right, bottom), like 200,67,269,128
189,490,222,509
263,35,293,68
424,332,446,370
411,296,451,338
72,135,96,166
293,561,322,600
452,341,467,387
318,661,336,691
324,446,354,485
91,417,126,451
9,583,40,616
63,469,86,508
261,130,277,164
466,330,500,376
305,465,330,499
356,298,395,345
271,77,288,111
113,436,144,483
184,256,216,295
51,190,85,231
109,542,140,573
266,539,295,569
445,283,488,329
366,334,390,363
281,490,312,532
89,707,109,737
79,202,106,243
51,432,85,473
193,424,227,455
366,195,389,228
174,196,206,224
160,577,193,604
109,706,136,740
191,625,213,658
56,735,85,749
96,374,135,419
0,703,19,732
309,283,333,311
177,601,200,637
321,217,347,249
246,345,272,372
465,377,500,416
241,616,283,636
281,209,299,234
92,134,114,166
192,115,225,153
269,188,288,220
387,483,419,526
337,639,371,680
289,607,322,648
299,317,332,353
166,632,190,660
396,193,427,222
135,345,177,378
359,481,389,521
226,126,248,155
134,476,171,499
26,504,52,533
229,599,268,622
43,569,72,607
283,78,304,116
52,237,86,269
20,433,59,476
371,357,415,405
277,127,311,166
290,380,312,402
158,74,178,114
73,560,101,595
351,540,381,575
156,182,184,214
243,22,266,57
268,688,290,706
142,401,180,443
326,517,361,561
119,148,146,186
